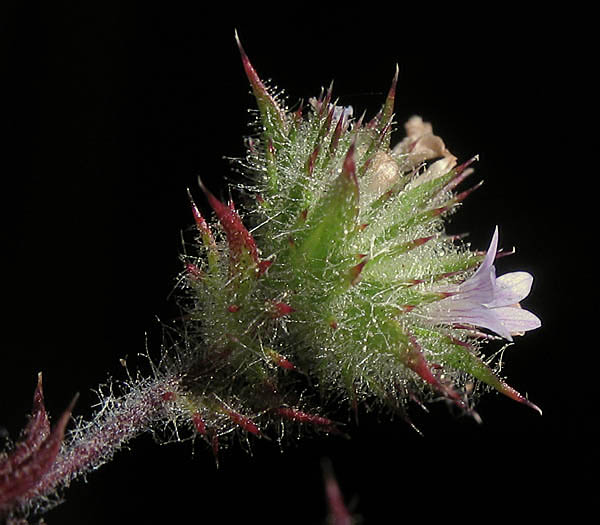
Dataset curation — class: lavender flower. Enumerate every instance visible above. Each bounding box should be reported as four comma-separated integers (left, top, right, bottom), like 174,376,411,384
426,226,541,341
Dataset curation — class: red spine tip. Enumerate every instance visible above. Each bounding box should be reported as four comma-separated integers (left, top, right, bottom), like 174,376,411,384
187,189,212,235
276,407,334,427
225,409,261,436
349,259,367,286
235,31,264,96
330,111,344,152
185,262,203,280
456,155,479,175
266,348,296,370
438,291,456,299
161,391,177,402
293,100,304,122
211,431,219,459
454,180,484,203
277,357,296,371
432,205,447,217
323,461,353,525
342,141,358,186
405,335,465,407
415,235,434,246
271,301,295,318
306,146,320,176
192,413,207,435
235,30,285,133
199,179,264,270
0,383,77,512
258,260,273,276
499,384,543,415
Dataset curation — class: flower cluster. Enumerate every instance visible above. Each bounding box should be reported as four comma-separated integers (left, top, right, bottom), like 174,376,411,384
0,34,541,522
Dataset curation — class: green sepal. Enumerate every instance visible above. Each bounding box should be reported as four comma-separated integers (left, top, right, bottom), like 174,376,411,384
364,236,433,271
376,320,462,403
441,337,540,412
366,167,459,246
292,143,359,268
412,327,541,413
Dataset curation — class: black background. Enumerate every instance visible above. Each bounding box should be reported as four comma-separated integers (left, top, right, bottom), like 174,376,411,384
1,4,592,524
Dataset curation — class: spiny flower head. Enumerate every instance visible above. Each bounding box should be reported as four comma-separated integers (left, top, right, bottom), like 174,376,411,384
171,33,541,450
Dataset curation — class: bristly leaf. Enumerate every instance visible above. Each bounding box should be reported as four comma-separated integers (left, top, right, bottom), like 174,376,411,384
198,178,268,278
292,142,359,268
439,333,541,414
376,65,399,148
235,31,287,145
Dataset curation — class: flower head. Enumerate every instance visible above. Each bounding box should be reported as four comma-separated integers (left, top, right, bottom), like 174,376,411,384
426,227,541,340
0,34,545,522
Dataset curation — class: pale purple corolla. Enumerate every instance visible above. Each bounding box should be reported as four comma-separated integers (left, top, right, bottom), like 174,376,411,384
426,227,541,340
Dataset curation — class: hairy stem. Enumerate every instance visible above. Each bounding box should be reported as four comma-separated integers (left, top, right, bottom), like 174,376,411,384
19,375,179,513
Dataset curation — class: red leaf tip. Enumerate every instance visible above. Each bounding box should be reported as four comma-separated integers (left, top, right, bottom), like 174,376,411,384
224,408,261,436
198,177,263,271
342,141,358,185
322,460,353,525
270,301,295,318
0,379,77,513
234,30,286,135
